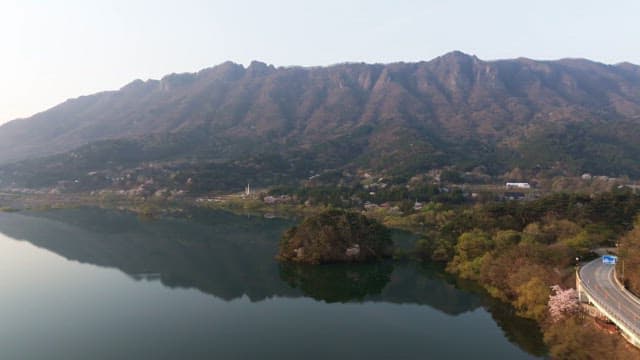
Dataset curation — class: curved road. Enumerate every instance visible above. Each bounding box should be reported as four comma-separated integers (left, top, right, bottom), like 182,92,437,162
580,259,640,338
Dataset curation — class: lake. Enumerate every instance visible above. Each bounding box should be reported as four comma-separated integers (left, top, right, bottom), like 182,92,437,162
0,208,545,359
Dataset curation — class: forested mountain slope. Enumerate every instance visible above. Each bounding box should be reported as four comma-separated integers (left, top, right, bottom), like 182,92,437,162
2,52,640,190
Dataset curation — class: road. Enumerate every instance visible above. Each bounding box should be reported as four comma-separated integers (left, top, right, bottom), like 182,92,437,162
580,259,640,336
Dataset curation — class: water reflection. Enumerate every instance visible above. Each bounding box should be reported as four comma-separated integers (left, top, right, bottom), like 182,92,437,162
279,262,394,303
0,207,297,301
0,208,482,312
0,207,545,357
482,296,547,356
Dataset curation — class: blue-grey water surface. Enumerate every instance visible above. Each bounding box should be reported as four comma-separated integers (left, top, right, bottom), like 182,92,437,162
0,208,545,359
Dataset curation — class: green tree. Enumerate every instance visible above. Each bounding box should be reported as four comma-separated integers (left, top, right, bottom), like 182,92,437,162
447,229,492,279
493,230,521,250
618,217,640,293
514,277,550,321
277,209,393,264
522,222,553,244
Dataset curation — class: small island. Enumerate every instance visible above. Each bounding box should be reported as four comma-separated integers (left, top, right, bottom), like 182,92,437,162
277,209,393,264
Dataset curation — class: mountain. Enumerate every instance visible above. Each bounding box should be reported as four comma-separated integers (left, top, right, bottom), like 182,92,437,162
1,52,640,191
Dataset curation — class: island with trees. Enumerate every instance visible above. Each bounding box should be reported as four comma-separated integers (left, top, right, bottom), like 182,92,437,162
277,209,393,264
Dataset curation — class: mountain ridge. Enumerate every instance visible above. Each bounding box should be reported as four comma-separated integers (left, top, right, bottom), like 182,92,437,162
2,51,640,191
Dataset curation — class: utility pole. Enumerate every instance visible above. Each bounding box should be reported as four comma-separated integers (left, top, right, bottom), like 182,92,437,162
616,242,624,287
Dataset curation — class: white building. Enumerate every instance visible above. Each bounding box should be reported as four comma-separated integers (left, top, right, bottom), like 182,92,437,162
505,182,531,189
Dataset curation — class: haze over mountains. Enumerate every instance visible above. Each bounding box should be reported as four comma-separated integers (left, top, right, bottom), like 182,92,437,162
2,51,640,191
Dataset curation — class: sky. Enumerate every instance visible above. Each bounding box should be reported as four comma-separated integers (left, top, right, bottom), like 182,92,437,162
1,0,639,124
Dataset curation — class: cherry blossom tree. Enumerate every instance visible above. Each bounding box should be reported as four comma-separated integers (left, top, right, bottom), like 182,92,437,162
548,285,579,322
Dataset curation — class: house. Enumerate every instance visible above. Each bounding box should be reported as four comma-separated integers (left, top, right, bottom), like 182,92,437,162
505,182,531,189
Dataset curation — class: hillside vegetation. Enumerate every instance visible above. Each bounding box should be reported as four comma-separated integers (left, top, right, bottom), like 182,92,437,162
2,53,640,191
277,209,393,264
410,190,640,358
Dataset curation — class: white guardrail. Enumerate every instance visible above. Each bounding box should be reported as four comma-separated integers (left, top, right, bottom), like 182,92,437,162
578,266,640,348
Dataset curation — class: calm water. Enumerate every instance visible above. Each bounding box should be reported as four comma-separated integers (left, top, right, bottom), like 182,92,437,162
0,208,545,359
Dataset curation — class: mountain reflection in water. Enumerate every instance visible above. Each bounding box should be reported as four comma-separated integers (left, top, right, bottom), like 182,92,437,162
0,207,545,357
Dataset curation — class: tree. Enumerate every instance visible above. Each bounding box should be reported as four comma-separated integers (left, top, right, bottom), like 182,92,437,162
562,231,594,254
431,239,454,262
446,229,492,279
548,285,579,322
544,316,617,360
453,230,493,261
522,222,553,244
277,209,393,264
514,277,550,321
493,230,521,250
618,219,640,293
543,219,582,242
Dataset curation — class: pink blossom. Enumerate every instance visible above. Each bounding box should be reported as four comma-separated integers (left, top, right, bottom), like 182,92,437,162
548,285,579,321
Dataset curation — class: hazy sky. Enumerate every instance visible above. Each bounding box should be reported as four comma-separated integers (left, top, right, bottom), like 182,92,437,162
1,0,639,124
